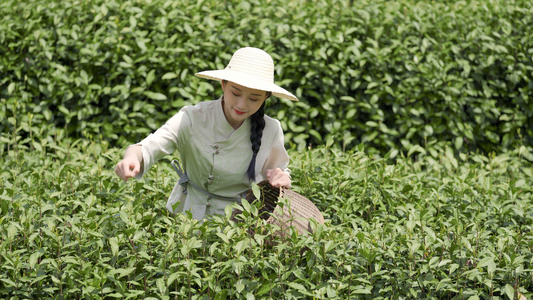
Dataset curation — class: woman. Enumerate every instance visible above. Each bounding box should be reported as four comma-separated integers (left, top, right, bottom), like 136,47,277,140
114,47,298,220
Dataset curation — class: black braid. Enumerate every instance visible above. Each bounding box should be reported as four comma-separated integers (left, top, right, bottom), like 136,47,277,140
246,102,266,181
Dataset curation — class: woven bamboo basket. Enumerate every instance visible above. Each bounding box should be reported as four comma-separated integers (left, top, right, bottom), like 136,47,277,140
231,180,325,236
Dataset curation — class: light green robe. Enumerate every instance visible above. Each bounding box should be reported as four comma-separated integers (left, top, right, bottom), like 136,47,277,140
135,98,290,220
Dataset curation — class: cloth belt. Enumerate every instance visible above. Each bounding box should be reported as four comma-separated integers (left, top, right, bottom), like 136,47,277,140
171,160,243,202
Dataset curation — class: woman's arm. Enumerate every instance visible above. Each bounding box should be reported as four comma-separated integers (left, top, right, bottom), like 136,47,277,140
114,109,189,182
266,168,291,188
262,119,292,188
115,145,143,182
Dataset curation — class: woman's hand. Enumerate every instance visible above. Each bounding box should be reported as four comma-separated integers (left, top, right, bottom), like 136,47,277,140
266,168,291,188
115,145,143,182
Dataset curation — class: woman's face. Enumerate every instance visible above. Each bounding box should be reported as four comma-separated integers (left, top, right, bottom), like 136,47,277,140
221,81,267,129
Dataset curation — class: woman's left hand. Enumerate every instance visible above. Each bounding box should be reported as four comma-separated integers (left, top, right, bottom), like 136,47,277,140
266,168,291,188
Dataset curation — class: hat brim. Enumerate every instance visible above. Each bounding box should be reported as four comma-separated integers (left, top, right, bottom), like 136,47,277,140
196,69,298,101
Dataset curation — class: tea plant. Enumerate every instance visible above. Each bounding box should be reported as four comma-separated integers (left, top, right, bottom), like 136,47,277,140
1,0,532,154
1,135,531,299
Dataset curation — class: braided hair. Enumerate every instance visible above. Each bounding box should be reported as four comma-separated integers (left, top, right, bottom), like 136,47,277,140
246,93,270,181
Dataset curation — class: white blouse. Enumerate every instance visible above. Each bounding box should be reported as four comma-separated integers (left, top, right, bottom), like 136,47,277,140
134,98,290,220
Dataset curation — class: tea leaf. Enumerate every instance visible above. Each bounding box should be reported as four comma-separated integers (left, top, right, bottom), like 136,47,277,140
251,183,260,201
109,237,119,257
143,91,167,101
504,284,514,300
29,252,41,269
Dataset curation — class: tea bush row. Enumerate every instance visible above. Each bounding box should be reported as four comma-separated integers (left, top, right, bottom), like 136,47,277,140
1,0,532,155
0,137,532,298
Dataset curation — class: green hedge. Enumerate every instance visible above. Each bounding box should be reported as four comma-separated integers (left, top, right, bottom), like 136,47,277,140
1,139,532,298
1,0,532,155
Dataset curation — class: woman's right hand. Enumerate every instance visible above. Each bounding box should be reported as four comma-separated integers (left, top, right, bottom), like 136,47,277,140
115,145,143,182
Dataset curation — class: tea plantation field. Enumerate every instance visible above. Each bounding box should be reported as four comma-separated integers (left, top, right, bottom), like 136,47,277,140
1,138,532,299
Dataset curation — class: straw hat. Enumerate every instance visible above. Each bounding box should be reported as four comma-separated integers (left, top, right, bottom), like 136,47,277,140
231,180,325,237
195,47,298,101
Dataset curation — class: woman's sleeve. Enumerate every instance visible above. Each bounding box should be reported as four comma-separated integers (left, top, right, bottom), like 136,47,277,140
133,110,190,179
261,121,291,178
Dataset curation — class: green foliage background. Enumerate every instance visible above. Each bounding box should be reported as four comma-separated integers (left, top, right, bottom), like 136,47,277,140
1,0,532,155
